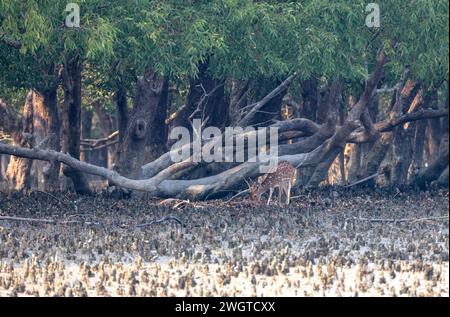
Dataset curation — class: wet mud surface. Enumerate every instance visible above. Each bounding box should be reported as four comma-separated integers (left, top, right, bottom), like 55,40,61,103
0,188,448,296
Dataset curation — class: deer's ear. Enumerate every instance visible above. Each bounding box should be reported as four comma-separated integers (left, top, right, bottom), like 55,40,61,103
257,175,264,183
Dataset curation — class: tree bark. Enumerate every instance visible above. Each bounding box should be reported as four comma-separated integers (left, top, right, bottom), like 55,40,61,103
61,57,91,194
6,91,34,190
92,101,117,169
59,84,71,190
116,68,169,179
413,140,448,188
0,99,18,135
32,88,60,191
361,133,393,184
414,86,448,188
360,94,379,164
0,99,15,183
1,155,10,182
316,83,330,124
349,91,380,183
438,87,449,158
169,60,228,134
436,166,449,187
228,79,250,126
384,78,420,185
408,119,427,178
300,78,318,121
390,123,414,185
347,144,361,183
80,108,93,163
115,86,128,145
247,81,285,127
338,100,347,184
307,49,388,186
237,75,295,128
425,89,441,163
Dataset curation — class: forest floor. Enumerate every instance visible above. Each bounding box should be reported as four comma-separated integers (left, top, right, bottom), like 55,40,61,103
0,187,448,297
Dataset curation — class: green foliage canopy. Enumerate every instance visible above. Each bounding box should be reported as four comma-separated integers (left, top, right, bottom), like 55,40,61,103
0,0,448,95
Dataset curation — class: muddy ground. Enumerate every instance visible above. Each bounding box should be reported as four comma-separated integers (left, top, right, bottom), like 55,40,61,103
0,188,448,297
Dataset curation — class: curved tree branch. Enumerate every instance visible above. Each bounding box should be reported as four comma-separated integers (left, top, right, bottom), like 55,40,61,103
0,142,195,193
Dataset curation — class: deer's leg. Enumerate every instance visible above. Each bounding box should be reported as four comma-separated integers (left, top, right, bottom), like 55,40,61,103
267,188,274,205
286,182,292,205
278,186,283,204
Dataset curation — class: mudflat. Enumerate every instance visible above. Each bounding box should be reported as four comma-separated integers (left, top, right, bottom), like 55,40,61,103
0,188,448,296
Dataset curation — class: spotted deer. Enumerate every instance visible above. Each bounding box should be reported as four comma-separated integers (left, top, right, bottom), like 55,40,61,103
250,161,298,205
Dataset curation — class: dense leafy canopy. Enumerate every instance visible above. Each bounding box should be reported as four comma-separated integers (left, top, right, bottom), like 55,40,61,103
0,0,448,97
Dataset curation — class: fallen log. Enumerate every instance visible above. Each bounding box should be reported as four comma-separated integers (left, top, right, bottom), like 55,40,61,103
0,142,196,193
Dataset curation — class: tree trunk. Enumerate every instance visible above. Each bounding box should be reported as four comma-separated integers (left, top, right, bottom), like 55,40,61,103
80,108,93,163
338,100,347,184
383,80,419,186
167,62,229,178
360,94,379,162
438,87,449,158
425,89,441,163
307,49,388,186
32,88,60,191
303,78,342,185
436,166,449,186
116,68,169,179
93,101,117,169
346,95,364,183
115,86,128,145
248,79,285,127
300,78,318,121
390,124,414,185
237,75,296,128
61,58,91,194
228,79,250,126
360,132,393,186
6,91,34,190
0,99,15,183
412,86,448,187
1,155,10,182
316,83,330,124
59,85,71,190
347,144,361,183
169,60,228,136
413,140,448,188
408,119,427,179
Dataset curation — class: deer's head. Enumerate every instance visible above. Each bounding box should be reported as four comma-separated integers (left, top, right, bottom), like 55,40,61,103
249,182,263,202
